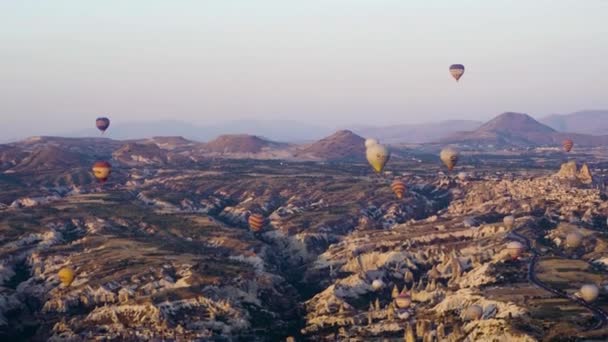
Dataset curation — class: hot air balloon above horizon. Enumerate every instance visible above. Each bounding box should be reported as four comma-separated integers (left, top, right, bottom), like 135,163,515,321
96,117,110,134
503,215,515,229
364,138,379,149
440,147,459,171
91,161,112,183
366,144,390,173
449,64,465,82
248,213,265,233
562,139,573,152
391,179,406,199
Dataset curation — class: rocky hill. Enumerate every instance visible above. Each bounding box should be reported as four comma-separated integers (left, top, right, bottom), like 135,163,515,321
294,130,366,160
441,112,608,147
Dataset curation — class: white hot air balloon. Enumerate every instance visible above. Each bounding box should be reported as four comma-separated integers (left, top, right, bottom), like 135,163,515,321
464,305,483,320
566,231,583,248
365,138,379,149
503,215,515,229
580,284,599,302
506,241,525,260
371,279,385,291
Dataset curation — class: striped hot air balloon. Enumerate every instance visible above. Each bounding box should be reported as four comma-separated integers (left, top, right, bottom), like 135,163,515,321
96,117,110,134
248,213,265,232
562,139,573,152
91,161,112,183
449,64,465,82
391,179,406,199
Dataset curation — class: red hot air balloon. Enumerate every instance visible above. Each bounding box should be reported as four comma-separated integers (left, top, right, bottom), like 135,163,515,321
391,179,406,199
562,139,573,152
91,161,112,183
248,213,265,233
96,117,110,134
449,64,465,82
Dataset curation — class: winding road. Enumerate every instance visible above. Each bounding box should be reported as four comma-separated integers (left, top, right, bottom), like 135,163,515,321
507,230,608,331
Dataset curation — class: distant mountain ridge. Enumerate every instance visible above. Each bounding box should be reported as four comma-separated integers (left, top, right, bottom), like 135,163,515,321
539,110,608,136
354,120,482,144
441,112,608,147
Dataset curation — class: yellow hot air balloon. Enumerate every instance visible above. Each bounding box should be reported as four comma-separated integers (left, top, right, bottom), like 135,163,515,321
464,305,483,320
366,144,390,173
58,267,75,286
503,215,515,229
391,179,406,199
364,138,379,149
506,241,525,260
440,147,459,171
566,231,583,248
449,64,465,82
580,284,599,302
92,161,112,183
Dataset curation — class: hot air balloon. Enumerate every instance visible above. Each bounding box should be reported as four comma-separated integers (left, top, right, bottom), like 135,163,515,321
391,179,406,199
464,305,483,320
365,138,379,149
58,267,75,286
91,161,112,183
366,144,390,173
394,293,412,309
503,215,515,229
562,139,573,152
248,213,265,233
566,231,583,248
371,279,385,291
457,172,468,181
506,241,525,260
440,147,459,171
449,64,465,82
580,284,599,302
96,117,110,134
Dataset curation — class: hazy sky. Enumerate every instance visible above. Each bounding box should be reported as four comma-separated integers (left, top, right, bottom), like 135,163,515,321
2,0,608,139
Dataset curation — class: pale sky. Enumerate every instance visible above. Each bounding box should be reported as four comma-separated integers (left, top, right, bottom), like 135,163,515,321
1,0,607,139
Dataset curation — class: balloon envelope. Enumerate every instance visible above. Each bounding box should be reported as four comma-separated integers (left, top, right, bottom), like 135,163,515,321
364,138,379,149
96,117,110,133
503,216,515,229
92,161,112,183
371,279,384,291
506,241,525,259
580,284,599,302
464,305,483,320
449,64,465,81
391,179,406,199
248,213,265,232
58,267,75,286
366,144,390,173
562,139,573,152
394,293,412,309
440,147,459,171
566,231,583,248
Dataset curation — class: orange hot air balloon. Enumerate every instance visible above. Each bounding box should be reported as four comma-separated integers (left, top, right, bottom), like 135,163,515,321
96,117,110,134
92,161,112,183
248,213,265,232
391,179,406,199
562,139,573,152
449,64,465,82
